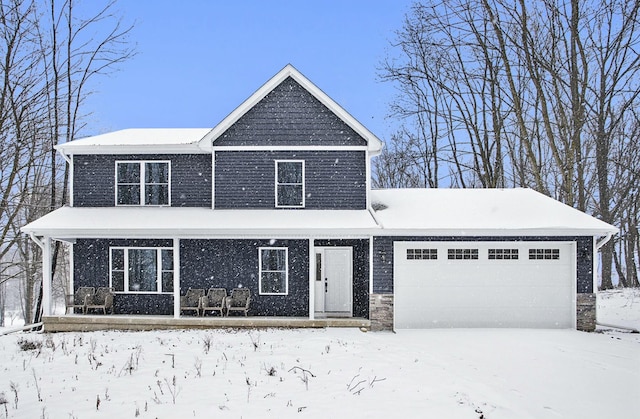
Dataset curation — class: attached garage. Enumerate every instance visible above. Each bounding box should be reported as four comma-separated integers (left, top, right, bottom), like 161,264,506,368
393,241,575,329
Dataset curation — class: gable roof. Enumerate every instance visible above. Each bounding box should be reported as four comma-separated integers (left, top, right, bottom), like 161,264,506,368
370,188,618,236
56,128,212,155
201,64,384,154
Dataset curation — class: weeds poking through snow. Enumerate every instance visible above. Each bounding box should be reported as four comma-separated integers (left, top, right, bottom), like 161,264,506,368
202,334,213,354
17,338,41,352
164,375,180,404
165,353,175,368
249,332,260,351
288,366,315,390
0,392,8,418
32,368,42,402
9,381,18,409
194,357,202,378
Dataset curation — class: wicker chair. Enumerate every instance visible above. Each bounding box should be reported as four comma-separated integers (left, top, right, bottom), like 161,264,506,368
225,288,251,316
85,287,115,315
200,288,227,316
65,287,95,314
180,288,204,316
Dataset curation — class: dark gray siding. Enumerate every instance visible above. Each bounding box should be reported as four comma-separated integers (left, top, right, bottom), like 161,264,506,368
373,236,593,294
181,239,309,316
73,154,211,207
215,77,367,147
314,239,369,318
74,238,174,315
215,150,366,209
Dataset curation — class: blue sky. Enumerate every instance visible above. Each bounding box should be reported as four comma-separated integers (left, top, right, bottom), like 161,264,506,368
84,0,415,141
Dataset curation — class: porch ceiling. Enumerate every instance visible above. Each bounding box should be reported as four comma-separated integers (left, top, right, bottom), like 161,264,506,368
21,207,380,239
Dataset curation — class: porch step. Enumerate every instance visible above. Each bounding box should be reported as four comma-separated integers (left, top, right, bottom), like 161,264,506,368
42,315,371,332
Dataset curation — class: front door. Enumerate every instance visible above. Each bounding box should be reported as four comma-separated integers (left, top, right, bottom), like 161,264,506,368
315,247,353,316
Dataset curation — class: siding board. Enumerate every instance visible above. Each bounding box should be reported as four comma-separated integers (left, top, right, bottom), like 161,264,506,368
215,150,366,209
73,154,211,207
215,77,367,147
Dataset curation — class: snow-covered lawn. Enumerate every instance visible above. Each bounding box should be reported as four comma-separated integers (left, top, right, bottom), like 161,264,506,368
0,290,638,419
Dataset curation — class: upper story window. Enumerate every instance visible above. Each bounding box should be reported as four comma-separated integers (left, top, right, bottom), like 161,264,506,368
275,160,304,208
116,161,170,206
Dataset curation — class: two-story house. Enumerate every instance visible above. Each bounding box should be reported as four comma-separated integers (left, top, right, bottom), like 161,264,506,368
23,64,617,331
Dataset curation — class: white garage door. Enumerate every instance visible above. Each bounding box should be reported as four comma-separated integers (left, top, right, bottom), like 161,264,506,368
394,241,575,329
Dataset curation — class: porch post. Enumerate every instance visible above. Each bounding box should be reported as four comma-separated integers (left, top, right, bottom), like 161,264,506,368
309,238,315,320
42,236,52,316
173,238,181,318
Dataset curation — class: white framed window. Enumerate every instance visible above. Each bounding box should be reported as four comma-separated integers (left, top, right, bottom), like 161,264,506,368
110,247,174,293
116,161,170,206
259,247,288,295
275,160,304,208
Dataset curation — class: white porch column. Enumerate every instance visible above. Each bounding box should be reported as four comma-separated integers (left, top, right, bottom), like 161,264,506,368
42,236,52,316
309,238,315,320
173,238,181,319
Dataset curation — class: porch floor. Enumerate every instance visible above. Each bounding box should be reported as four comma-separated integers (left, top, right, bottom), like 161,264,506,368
42,314,371,332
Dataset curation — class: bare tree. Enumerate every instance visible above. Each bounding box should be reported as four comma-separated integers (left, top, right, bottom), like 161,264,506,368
378,0,640,288
0,0,135,324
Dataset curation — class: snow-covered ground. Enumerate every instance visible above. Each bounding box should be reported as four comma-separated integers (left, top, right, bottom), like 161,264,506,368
0,289,638,419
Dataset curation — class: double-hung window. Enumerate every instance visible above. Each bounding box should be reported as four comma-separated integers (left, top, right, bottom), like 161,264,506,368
116,161,170,205
275,160,304,208
259,247,288,295
110,247,174,293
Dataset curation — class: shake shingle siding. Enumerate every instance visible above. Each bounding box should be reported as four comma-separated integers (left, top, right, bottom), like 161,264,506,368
74,239,174,315
215,77,367,147
215,150,366,209
181,239,309,316
73,154,211,207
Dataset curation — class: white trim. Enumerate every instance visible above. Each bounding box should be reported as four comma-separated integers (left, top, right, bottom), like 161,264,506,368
173,238,180,318
213,145,368,152
109,246,174,294
69,242,75,297
200,64,383,154
69,155,74,207
309,239,315,320
365,150,371,209
211,150,216,209
42,237,52,316
258,247,289,295
115,160,171,206
275,160,305,208
369,236,374,295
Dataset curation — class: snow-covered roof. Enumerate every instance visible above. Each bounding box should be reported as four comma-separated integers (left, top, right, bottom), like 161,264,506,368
22,189,616,239
21,207,379,239
55,128,213,155
56,65,383,156
370,188,618,236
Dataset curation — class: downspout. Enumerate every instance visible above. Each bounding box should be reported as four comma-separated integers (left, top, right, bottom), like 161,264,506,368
594,232,639,333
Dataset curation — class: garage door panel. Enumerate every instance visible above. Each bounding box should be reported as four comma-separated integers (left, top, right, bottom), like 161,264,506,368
394,241,575,329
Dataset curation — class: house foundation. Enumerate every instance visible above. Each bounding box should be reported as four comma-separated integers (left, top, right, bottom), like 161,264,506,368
369,294,394,331
576,293,596,332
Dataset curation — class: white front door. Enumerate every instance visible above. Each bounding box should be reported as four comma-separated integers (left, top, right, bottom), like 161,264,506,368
315,247,353,315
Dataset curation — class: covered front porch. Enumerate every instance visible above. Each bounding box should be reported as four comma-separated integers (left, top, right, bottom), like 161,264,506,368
42,314,371,332
21,206,378,327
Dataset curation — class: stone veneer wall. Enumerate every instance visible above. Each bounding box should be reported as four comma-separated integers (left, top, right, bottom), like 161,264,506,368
369,294,394,331
576,293,596,332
